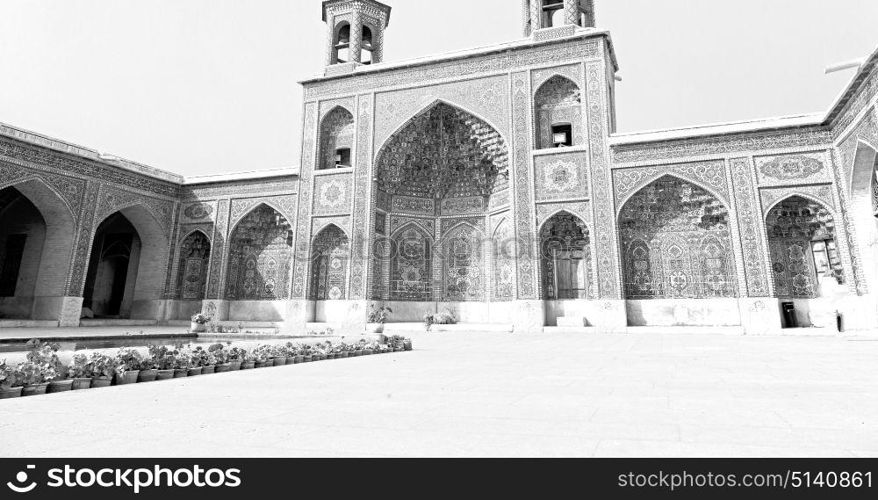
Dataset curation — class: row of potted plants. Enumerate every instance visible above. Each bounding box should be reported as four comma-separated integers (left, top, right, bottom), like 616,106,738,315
0,336,413,399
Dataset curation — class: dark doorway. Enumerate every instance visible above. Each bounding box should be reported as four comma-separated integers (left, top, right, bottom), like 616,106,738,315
83,213,140,318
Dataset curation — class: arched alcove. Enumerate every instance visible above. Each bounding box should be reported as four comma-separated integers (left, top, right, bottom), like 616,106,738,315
318,107,355,170
225,204,293,301
534,75,581,149
618,175,738,299
540,211,591,299
309,224,350,301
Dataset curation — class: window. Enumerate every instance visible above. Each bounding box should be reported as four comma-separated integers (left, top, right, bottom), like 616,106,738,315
335,148,351,168
551,124,572,147
333,23,351,64
362,26,374,64
542,0,565,28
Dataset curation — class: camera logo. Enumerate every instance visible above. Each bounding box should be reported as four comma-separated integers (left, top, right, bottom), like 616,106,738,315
7,465,37,494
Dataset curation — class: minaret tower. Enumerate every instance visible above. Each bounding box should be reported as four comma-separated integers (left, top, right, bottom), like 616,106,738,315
522,0,595,37
322,0,392,71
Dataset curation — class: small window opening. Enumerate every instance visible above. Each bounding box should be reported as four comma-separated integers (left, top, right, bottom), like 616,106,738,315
542,0,565,28
335,148,352,168
551,124,573,147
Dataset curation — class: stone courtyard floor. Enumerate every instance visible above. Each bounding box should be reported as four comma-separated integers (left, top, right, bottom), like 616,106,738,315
1,331,877,457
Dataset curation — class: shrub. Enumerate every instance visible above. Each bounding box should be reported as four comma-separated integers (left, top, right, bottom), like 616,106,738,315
68,354,93,379
208,343,230,364
115,348,143,375
191,313,210,325
424,308,457,329
367,305,393,324
89,353,117,379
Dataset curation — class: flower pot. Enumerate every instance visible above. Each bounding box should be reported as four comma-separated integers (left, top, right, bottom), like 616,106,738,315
404,340,413,351
187,367,203,376
255,360,272,369
273,357,287,367
365,323,385,334
293,355,304,364
115,370,140,385
214,363,231,373
326,353,336,360
47,379,74,393
285,356,297,365
190,322,207,333
22,383,49,396
240,361,255,370
339,351,349,358
173,369,189,378
91,377,112,388
0,387,23,399
302,355,312,363
201,365,216,374
364,349,374,355
229,361,242,371
138,369,159,382
156,370,175,381
71,378,92,390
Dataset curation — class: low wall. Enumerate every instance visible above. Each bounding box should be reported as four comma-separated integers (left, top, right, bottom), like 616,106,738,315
626,298,742,327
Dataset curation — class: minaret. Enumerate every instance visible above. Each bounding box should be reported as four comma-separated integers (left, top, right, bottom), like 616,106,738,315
322,0,392,70
523,0,595,37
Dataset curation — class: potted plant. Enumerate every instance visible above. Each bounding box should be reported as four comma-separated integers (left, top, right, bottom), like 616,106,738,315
172,349,191,378
271,345,287,366
18,360,54,396
67,354,93,390
114,347,142,385
89,353,116,388
227,347,246,371
182,347,205,376
240,350,256,370
0,360,23,399
137,346,161,382
147,345,176,380
210,343,232,373
190,313,210,333
366,304,393,333
252,345,273,368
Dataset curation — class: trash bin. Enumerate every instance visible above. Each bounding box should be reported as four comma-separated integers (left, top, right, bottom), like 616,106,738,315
781,302,797,328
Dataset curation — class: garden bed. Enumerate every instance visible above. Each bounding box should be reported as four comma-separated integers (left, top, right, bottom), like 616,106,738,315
0,336,413,400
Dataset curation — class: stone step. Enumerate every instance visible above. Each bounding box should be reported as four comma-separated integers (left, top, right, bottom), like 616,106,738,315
384,322,514,334
542,326,599,334
0,320,59,328
79,319,158,327
626,326,746,335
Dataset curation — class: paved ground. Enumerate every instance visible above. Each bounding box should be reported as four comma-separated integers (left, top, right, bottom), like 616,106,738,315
1,332,877,457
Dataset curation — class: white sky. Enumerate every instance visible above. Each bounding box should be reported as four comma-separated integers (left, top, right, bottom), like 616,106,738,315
1,0,877,177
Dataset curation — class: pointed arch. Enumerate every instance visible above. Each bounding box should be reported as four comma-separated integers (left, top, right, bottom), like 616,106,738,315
539,211,592,299
390,222,433,301
318,106,355,171
309,223,350,300
846,139,878,292
175,230,211,301
618,175,738,299
224,203,293,300
765,195,844,299
616,172,731,216
439,222,485,301
374,98,509,163
84,205,170,318
229,199,294,232
0,176,77,221
534,74,582,149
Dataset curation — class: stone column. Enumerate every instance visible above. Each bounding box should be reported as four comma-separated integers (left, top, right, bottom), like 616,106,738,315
564,0,579,26
349,11,363,64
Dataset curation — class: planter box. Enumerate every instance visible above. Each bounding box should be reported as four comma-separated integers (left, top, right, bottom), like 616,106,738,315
156,370,175,381
255,360,272,368
214,363,231,373
91,377,112,388
47,379,74,393
22,383,49,396
173,369,189,378
293,355,304,364
302,355,312,363
285,357,297,365
201,365,216,375
71,378,92,390
0,387,23,399
240,361,255,370
273,357,287,367
404,341,413,351
363,349,374,355
229,361,242,371
138,369,159,382
187,367,203,376
115,371,140,385
366,323,385,334
190,322,207,333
